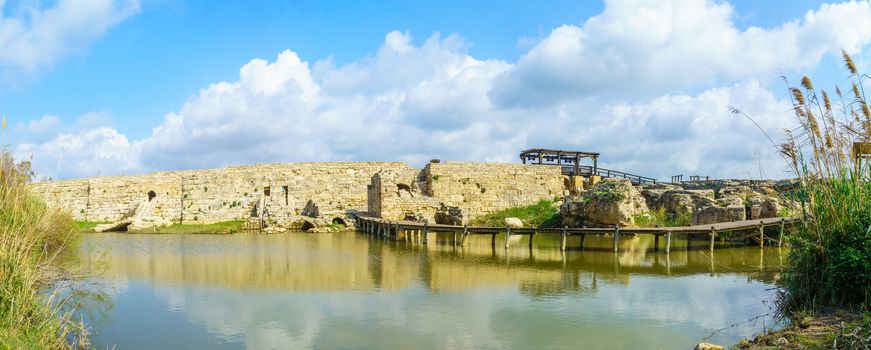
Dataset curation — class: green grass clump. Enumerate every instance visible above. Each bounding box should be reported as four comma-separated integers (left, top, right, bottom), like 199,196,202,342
470,199,561,228
1,150,87,348
131,220,245,234
634,207,692,227
74,220,110,232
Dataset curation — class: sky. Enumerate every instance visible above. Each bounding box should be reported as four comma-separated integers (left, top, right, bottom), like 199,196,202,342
1,0,870,181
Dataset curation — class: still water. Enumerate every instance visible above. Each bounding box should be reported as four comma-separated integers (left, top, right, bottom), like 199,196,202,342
77,231,785,349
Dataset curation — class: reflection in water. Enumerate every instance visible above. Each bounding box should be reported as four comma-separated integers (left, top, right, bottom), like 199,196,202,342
79,232,785,349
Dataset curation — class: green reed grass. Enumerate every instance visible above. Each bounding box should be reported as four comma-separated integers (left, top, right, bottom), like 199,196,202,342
734,50,871,312
0,150,87,348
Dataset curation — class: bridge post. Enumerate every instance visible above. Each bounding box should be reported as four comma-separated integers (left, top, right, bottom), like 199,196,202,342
529,230,535,249
709,227,716,252
504,226,511,249
778,219,785,247
654,234,659,251
423,223,429,245
758,221,764,248
612,226,620,253
560,226,567,251
491,232,497,248
461,225,469,247
452,231,457,246
665,231,671,254
394,222,399,241
579,230,586,250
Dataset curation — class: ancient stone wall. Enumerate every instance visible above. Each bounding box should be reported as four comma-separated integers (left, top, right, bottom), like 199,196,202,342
370,161,565,223
30,162,416,224
32,161,567,226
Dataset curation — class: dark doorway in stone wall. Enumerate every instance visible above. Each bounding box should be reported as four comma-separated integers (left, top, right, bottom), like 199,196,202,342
300,221,315,231
264,187,271,196
332,217,347,226
147,191,156,202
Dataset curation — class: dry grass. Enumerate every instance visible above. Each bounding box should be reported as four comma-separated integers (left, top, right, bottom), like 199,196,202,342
0,150,87,348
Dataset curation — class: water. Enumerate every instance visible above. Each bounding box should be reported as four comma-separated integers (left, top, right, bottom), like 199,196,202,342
76,232,785,349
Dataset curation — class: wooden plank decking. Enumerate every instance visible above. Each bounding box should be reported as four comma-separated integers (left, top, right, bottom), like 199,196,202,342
355,215,798,254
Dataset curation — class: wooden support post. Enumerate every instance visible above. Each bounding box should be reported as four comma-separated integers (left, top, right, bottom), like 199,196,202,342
612,226,620,253
461,226,469,247
529,230,535,249
505,227,511,249
560,226,567,251
654,234,660,251
423,223,429,245
665,231,672,255
709,227,716,252
758,221,764,248
394,222,399,240
491,233,497,248
452,231,457,246
579,233,586,250
778,218,785,247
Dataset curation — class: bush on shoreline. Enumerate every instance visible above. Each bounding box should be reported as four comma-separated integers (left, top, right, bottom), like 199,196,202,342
0,151,86,348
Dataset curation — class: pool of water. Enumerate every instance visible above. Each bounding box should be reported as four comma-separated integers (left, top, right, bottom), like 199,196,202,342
76,231,785,349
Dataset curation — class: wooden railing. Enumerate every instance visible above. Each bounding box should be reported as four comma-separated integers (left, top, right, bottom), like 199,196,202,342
563,165,658,185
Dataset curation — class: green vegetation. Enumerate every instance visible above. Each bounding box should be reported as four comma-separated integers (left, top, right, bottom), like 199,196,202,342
634,207,692,227
130,220,246,234
773,52,871,313
733,51,870,319
0,151,87,348
470,199,561,228
74,220,110,232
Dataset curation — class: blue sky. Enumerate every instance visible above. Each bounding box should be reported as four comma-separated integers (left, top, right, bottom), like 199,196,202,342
2,0,869,180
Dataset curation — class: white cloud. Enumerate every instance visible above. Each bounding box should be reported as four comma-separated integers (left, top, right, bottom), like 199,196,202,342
489,0,871,106
17,0,870,181
17,127,140,180
0,0,140,80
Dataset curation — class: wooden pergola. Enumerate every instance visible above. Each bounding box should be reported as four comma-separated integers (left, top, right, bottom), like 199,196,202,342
519,148,600,176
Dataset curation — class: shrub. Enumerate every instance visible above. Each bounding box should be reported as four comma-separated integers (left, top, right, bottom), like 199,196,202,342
0,150,86,348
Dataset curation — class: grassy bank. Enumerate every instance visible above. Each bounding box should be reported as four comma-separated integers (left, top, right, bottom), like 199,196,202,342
735,311,870,349
0,151,85,348
469,199,561,227
128,220,245,234
634,207,692,227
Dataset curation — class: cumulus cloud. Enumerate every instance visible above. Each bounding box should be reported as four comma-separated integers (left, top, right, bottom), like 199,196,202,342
16,0,870,180
0,0,140,80
489,0,871,106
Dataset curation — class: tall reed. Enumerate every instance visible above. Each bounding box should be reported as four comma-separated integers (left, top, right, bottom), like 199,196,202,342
0,150,87,348
761,50,871,312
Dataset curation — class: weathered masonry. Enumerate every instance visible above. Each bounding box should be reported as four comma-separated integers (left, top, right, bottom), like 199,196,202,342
30,161,569,228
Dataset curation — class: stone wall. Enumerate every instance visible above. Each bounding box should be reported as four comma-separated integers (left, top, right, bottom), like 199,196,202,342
32,161,568,226
30,162,416,224
370,161,565,223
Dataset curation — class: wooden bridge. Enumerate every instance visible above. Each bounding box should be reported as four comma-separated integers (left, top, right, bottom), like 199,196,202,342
355,216,797,254
520,148,657,185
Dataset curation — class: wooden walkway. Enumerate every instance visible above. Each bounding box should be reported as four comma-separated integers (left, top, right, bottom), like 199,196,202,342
355,216,798,254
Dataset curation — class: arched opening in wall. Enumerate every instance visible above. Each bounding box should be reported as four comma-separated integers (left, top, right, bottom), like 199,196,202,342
332,217,347,227
396,183,411,192
147,191,157,202
300,221,315,232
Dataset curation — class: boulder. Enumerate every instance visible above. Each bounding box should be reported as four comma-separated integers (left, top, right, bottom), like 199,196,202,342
693,343,724,350
560,178,649,227
504,217,523,228
435,204,464,225
692,204,745,225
